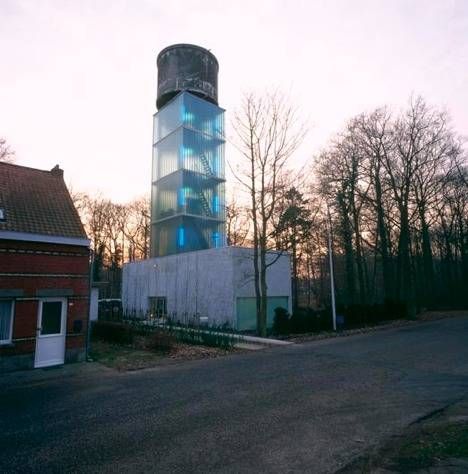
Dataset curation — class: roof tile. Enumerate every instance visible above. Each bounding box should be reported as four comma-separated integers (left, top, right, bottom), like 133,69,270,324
0,162,87,239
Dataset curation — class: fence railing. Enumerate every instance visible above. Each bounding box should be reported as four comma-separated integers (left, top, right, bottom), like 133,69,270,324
97,311,242,349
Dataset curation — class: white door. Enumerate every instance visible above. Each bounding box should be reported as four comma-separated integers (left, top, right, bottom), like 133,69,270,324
34,298,67,368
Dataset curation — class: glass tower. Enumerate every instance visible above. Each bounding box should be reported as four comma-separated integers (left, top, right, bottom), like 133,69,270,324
150,91,226,257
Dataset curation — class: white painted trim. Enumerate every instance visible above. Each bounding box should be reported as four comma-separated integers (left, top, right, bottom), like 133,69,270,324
240,334,293,346
0,299,14,345
0,231,89,247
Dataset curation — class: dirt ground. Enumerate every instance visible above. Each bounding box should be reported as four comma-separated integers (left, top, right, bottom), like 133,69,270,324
339,396,468,473
90,339,238,371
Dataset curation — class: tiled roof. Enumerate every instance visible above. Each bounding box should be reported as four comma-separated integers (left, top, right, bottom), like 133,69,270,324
0,162,87,239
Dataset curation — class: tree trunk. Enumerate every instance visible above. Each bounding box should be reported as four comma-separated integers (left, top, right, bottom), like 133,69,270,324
351,196,366,304
292,241,298,312
374,169,394,301
458,214,468,306
419,208,435,307
259,245,268,337
397,204,415,317
338,193,355,305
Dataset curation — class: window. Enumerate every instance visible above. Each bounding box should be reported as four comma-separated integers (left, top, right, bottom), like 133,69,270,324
0,300,14,344
40,301,63,335
148,297,167,319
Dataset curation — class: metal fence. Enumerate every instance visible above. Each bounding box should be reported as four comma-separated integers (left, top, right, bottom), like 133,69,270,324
96,310,241,349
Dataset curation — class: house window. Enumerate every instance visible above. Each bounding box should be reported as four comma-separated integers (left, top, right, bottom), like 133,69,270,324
148,297,167,319
0,300,14,344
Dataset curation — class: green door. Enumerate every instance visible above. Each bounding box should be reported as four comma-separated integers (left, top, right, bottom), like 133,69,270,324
236,297,289,331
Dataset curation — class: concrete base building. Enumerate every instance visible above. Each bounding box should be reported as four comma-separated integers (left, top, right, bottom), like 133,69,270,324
122,247,291,331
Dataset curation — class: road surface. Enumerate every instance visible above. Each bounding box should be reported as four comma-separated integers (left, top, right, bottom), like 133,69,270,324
1,316,467,473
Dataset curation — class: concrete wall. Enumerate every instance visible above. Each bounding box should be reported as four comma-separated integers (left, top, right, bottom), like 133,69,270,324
232,248,291,299
122,246,291,328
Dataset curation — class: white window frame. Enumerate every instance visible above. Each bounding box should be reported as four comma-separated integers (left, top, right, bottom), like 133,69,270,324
0,299,14,345
37,298,67,338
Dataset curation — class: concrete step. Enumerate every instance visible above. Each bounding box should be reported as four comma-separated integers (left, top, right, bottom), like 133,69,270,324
234,342,266,351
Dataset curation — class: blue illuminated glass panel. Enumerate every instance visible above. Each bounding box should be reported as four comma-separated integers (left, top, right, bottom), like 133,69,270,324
178,188,185,206
212,231,220,248
213,195,219,214
177,227,185,247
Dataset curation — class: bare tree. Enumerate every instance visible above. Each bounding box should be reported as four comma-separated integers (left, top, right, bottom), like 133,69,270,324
312,96,467,318
124,195,150,261
82,194,113,256
316,129,370,307
275,187,312,311
0,138,15,163
381,97,454,313
232,91,306,336
226,200,250,246
353,108,396,302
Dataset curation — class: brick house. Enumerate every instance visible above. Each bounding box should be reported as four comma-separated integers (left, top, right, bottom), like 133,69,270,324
0,162,90,372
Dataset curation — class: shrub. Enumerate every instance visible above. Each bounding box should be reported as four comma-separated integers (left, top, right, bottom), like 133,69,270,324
383,299,407,320
341,300,408,328
145,330,176,353
315,309,334,332
273,307,290,335
289,310,308,333
92,321,134,344
342,304,369,327
290,308,314,333
173,326,237,350
288,308,334,334
98,299,123,322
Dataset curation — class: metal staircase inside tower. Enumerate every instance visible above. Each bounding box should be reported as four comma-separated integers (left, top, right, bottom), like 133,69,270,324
197,190,213,217
200,152,214,177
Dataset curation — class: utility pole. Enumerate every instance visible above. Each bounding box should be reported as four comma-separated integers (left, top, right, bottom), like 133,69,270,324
327,205,337,331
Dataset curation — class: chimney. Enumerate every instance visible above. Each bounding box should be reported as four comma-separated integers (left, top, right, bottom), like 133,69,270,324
50,164,63,178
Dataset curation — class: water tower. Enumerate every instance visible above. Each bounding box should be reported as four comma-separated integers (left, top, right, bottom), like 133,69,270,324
150,44,226,257
122,45,292,330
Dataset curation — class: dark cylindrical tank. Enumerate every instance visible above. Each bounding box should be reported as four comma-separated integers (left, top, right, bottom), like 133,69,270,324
156,43,219,110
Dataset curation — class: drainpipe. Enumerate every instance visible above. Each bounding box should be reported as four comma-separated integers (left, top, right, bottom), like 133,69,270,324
85,248,94,361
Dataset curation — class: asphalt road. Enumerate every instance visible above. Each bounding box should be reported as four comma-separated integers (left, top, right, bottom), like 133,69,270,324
1,316,468,474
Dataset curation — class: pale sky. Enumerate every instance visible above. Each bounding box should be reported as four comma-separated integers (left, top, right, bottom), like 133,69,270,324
1,0,467,202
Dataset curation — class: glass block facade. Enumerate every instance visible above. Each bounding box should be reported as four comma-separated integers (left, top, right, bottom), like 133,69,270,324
150,91,226,257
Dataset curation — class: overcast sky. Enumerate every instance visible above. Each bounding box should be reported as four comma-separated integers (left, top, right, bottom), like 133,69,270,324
1,0,467,202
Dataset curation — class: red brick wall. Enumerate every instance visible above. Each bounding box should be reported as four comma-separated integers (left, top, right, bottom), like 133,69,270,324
13,300,38,338
65,298,89,344
0,239,90,360
66,335,86,350
0,253,89,274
